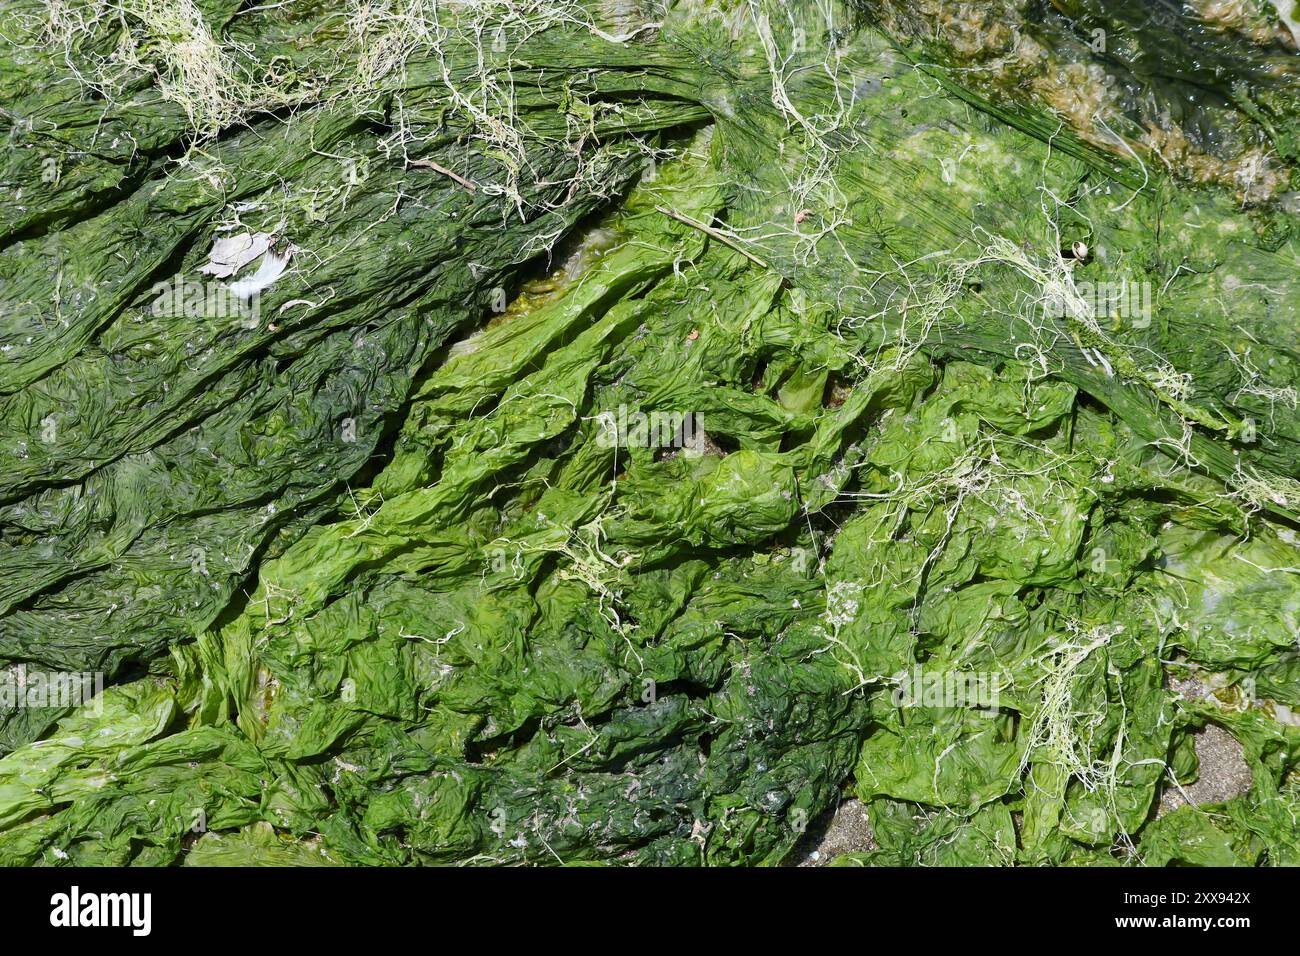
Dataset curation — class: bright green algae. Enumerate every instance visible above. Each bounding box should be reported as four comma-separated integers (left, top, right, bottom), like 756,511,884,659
1,0,1299,865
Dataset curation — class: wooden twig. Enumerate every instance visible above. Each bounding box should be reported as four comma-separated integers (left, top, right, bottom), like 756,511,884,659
410,158,478,192
653,204,768,269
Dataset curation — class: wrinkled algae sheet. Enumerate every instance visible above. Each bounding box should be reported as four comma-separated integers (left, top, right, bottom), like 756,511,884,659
2,0,1300,866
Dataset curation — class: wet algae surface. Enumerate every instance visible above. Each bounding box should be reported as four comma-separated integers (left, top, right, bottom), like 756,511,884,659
1,0,1299,865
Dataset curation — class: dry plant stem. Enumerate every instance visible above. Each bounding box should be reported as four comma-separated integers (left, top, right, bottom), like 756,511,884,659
409,157,479,191
653,204,770,268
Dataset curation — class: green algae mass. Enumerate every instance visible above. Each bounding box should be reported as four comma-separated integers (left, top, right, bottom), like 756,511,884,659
1,0,1299,866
